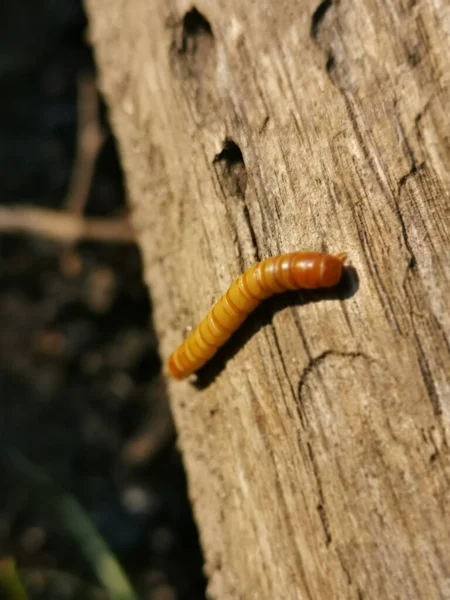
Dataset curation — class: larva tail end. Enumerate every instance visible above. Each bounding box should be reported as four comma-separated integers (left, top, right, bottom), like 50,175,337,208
167,354,185,380
335,252,347,264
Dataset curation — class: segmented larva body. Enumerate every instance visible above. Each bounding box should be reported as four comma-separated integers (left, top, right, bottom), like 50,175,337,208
167,251,346,380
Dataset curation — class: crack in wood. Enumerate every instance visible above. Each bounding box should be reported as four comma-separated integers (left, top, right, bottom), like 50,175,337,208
415,335,442,416
307,441,333,545
269,326,300,423
298,350,373,401
213,139,262,267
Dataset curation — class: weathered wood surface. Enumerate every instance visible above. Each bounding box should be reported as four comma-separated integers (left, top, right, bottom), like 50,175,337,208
85,0,450,598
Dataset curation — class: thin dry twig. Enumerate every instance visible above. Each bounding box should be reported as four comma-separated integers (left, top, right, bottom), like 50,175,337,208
65,74,106,215
121,378,175,466
0,75,135,246
0,205,134,244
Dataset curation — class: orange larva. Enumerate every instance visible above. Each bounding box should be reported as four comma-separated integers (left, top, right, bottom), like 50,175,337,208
167,251,346,380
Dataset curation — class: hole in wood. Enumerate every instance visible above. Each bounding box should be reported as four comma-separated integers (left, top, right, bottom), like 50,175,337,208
310,0,333,39
180,7,213,55
169,6,216,96
326,53,335,73
213,140,247,198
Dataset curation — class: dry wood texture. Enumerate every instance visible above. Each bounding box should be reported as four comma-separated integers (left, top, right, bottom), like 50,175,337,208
84,0,450,597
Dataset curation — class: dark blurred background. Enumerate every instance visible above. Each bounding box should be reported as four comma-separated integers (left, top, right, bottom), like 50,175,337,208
0,1,206,598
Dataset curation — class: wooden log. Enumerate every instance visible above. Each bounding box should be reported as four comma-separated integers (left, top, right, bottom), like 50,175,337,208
84,0,450,597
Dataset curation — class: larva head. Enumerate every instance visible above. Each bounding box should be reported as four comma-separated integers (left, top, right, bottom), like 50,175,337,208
291,252,346,289
320,252,346,287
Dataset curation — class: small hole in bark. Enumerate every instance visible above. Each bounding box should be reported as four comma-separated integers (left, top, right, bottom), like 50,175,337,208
170,6,216,87
180,7,213,54
408,256,417,270
311,0,333,39
326,53,335,73
213,140,247,198
214,140,244,168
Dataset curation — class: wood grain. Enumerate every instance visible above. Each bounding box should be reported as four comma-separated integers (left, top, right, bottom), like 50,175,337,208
84,0,450,597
